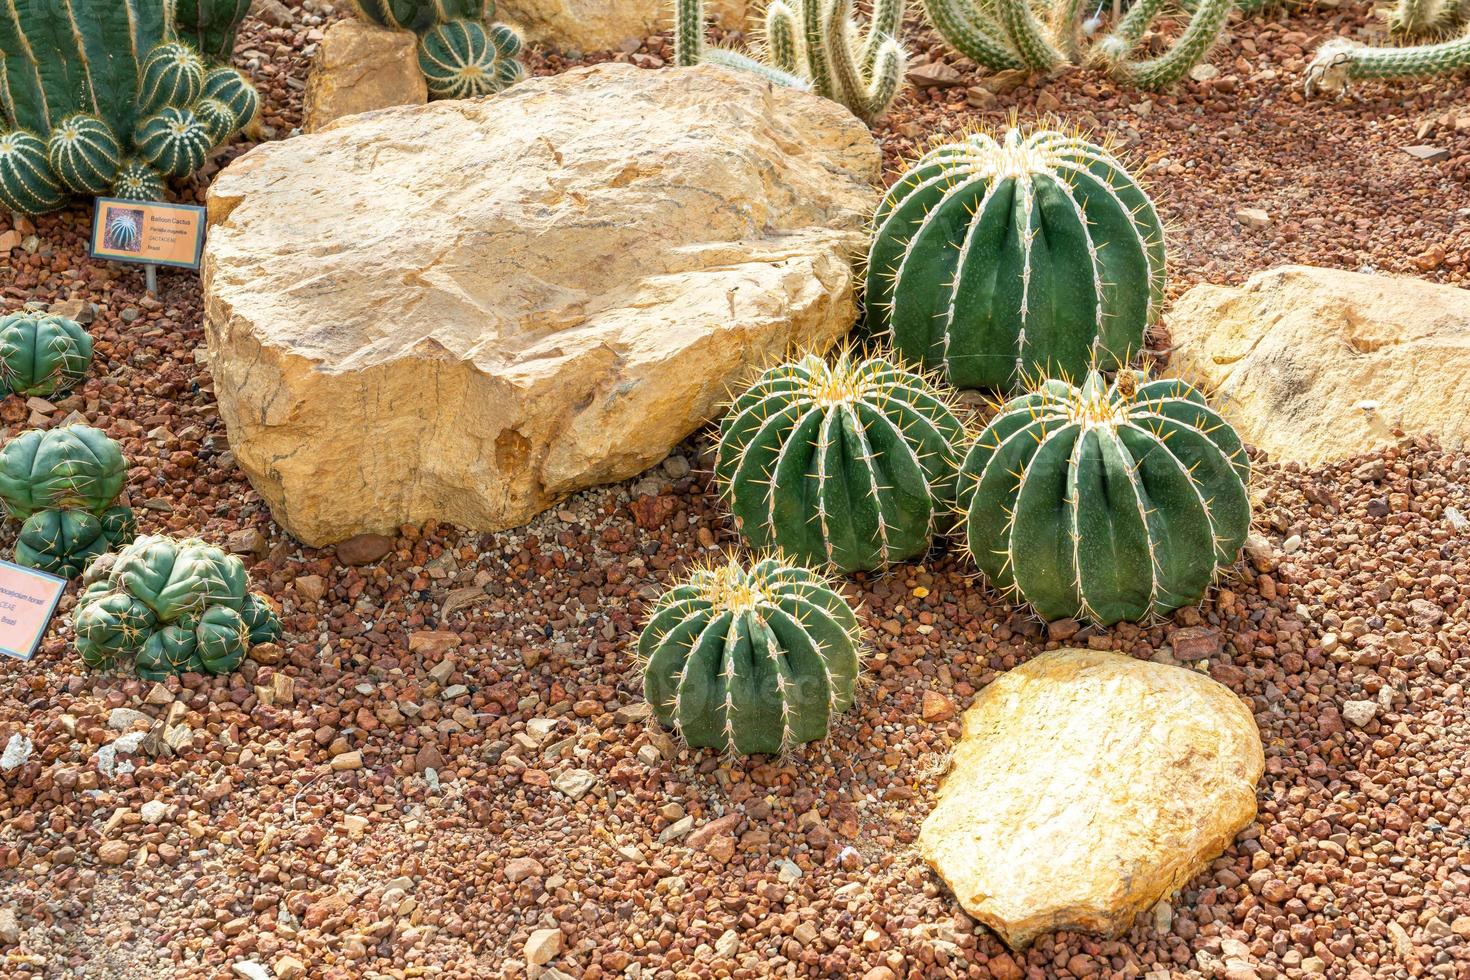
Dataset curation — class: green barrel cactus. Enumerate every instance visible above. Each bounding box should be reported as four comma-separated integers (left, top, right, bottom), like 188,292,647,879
73,591,157,669
0,312,94,399
958,371,1251,625
0,0,256,213
200,68,261,133
241,592,282,645
195,605,248,674
867,127,1166,391
639,556,862,755
15,510,111,579
715,351,965,574
0,425,126,520
351,0,524,101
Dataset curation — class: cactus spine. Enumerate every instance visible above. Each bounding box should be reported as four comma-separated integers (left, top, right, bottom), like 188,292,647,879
674,0,908,121
0,313,94,399
958,371,1251,625
352,0,525,100
639,555,862,755
918,0,1233,88
1389,0,1468,35
716,352,965,574
867,127,1165,391
1305,30,1470,94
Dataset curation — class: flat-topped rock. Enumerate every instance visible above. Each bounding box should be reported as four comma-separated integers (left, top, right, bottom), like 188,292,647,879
920,649,1263,949
203,64,879,546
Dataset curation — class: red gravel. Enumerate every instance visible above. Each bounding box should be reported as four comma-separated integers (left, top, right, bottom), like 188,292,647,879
0,1,1467,978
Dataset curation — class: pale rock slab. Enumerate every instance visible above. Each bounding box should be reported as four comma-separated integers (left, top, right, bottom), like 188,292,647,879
500,0,749,52
203,64,879,545
1169,265,1470,464
302,19,427,134
919,649,1263,949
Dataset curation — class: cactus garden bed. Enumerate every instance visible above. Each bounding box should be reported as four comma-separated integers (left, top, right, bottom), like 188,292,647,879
0,1,1468,979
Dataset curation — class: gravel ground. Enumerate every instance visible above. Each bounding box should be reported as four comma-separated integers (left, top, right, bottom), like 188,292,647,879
1,2,1468,978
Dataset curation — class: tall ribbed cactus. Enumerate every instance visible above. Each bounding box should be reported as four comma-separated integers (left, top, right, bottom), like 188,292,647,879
0,1,257,214
674,0,907,121
351,0,524,100
867,127,1165,391
715,352,965,573
1305,30,1470,94
958,371,1251,624
639,555,862,755
918,0,1235,88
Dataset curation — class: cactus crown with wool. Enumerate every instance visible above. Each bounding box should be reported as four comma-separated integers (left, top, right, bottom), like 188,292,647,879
715,351,966,574
639,555,862,755
0,1,257,214
352,0,524,100
958,370,1251,625
0,312,93,399
1305,28,1470,95
918,0,1234,88
867,126,1165,391
674,0,907,121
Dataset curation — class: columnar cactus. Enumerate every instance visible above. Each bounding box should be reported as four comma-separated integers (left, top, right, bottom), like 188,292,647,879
639,556,862,755
867,127,1165,391
715,352,965,573
1389,0,1468,36
1305,30,1470,95
958,371,1251,625
0,313,94,399
674,0,907,121
71,534,280,678
351,0,525,100
918,0,1234,88
0,1,257,214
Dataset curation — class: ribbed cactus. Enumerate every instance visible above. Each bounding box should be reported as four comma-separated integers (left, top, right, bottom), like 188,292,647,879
867,127,1165,391
958,371,1251,624
1390,0,1468,35
1305,30,1470,95
0,1,256,213
14,508,133,579
0,313,94,399
639,555,862,755
674,0,907,121
918,0,1234,88
715,352,965,573
72,534,278,677
351,0,525,100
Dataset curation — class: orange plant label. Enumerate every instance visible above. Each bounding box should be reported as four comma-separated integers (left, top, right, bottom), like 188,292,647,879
89,198,206,269
0,560,67,661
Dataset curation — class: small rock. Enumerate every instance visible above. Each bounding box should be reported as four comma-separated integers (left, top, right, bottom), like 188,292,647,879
294,574,326,600
1170,626,1221,661
1401,144,1449,162
1342,699,1378,728
330,751,363,771
273,955,306,980
907,61,964,88
140,800,168,824
97,840,130,865
414,743,446,773
1189,63,1219,81
525,927,561,965
232,962,272,980
335,533,394,566
1235,208,1271,231
250,0,293,27
714,928,740,957
108,707,151,731
506,856,544,882
921,690,956,722
249,642,284,665
226,527,268,557
0,230,19,252
1,733,33,771
342,814,369,836
0,907,19,945
552,768,596,801
614,702,653,725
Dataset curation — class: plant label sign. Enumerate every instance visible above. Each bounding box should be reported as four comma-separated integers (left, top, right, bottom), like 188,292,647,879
89,198,207,270
0,560,67,662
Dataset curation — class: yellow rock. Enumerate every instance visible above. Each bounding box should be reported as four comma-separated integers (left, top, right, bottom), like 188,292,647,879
1169,265,1470,464
302,19,426,135
919,649,1263,949
500,0,749,52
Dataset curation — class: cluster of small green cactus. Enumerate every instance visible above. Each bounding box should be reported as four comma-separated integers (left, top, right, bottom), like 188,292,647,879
1305,27,1470,95
0,0,259,214
639,555,862,755
0,313,94,400
73,535,280,679
674,0,908,121
0,425,135,578
866,126,1166,391
918,0,1234,88
352,0,525,100
715,351,965,574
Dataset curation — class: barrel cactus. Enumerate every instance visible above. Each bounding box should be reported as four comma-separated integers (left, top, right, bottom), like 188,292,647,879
867,127,1166,391
352,0,525,100
639,556,863,755
71,534,279,677
0,312,94,399
0,0,257,214
715,352,965,574
0,425,127,520
958,371,1251,625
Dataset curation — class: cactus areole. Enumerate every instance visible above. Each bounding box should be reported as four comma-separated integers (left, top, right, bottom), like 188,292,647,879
867,128,1166,391
958,371,1251,625
639,556,862,755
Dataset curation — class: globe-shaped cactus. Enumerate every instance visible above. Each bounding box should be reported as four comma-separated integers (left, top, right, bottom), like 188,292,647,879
241,592,282,644
0,131,65,215
135,624,203,680
355,0,489,31
134,106,214,178
417,19,524,100
45,114,123,195
110,535,221,621
200,68,261,133
867,127,1166,390
136,41,206,116
639,556,863,755
73,590,157,668
958,371,1251,624
715,351,965,573
14,509,111,578
195,605,248,674
0,312,94,399
113,159,168,202
0,425,127,520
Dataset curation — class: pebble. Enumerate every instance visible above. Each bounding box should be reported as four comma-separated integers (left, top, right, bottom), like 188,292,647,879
525,927,561,965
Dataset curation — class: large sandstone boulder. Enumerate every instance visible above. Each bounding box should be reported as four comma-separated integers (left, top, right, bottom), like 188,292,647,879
203,63,879,546
500,0,748,52
1169,265,1470,464
919,649,1263,949
302,19,427,134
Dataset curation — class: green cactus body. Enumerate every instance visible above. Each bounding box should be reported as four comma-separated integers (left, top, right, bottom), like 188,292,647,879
136,42,206,116
134,106,213,178
44,114,123,195
867,128,1165,390
111,535,219,621
958,371,1251,625
716,352,965,573
0,131,65,215
99,506,137,549
73,590,157,665
135,623,201,679
14,509,108,578
417,19,524,100
639,556,862,755
355,0,487,30
174,0,254,62
195,605,247,674
0,425,126,519
200,68,261,131
113,159,167,201
193,98,239,142
181,542,249,610
0,312,93,399
1305,31,1470,95
241,592,282,645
